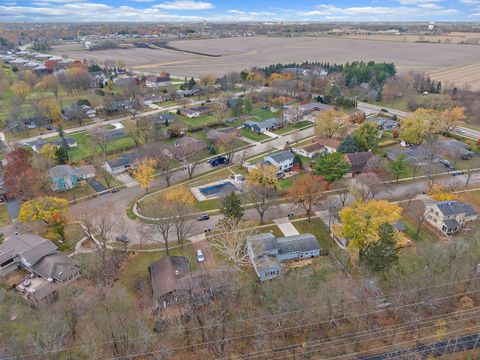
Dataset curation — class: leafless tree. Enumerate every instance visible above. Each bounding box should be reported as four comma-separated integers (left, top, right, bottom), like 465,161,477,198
215,132,239,163
233,149,249,169
89,127,112,158
175,142,205,179
349,172,386,201
248,185,278,224
151,205,175,255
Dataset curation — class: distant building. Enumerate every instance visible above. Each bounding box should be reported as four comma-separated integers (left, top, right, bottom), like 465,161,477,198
49,165,95,191
146,74,171,88
425,200,478,235
247,233,321,281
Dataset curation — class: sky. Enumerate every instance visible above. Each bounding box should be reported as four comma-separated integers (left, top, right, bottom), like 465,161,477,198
0,0,479,22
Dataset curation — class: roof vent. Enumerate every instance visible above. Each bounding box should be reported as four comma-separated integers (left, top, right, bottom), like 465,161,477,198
174,270,180,276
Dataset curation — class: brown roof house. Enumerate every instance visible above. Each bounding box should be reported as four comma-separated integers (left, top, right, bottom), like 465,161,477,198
344,151,374,175
206,127,239,142
150,256,229,309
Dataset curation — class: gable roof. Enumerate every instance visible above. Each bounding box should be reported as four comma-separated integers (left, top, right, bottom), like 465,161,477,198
267,151,294,164
30,251,79,282
435,201,478,217
106,153,139,169
302,142,326,153
49,165,75,179
0,234,57,266
345,152,374,173
317,137,341,149
150,256,190,300
276,233,320,254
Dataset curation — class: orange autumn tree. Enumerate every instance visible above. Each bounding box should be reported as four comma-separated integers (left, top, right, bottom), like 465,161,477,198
289,175,330,221
132,157,157,193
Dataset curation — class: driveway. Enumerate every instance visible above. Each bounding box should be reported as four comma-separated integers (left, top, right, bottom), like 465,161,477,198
114,173,138,187
193,240,215,268
274,217,300,236
89,179,106,193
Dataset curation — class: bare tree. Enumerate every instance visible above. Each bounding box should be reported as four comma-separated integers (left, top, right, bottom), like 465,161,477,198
89,127,112,159
233,149,249,169
248,186,277,224
349,172,386,201
151,206,175,255
215,132,239,163
175,142,205,179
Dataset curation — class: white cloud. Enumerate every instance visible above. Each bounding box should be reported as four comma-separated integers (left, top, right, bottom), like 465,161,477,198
460,0,480,4
132,0,155,2
154,0,214,10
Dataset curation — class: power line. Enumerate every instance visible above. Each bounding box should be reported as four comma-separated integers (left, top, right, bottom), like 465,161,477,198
225,306,480,360
103,287,480,360
6,276,480,360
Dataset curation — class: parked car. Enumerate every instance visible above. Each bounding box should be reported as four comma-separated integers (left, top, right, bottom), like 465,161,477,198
115,235,129,243
111,188,119,193
380,108,389,112
457,128,466,134
208,156,229,167
452,171,464,176
440,159,453,168
196,249,205,263
197,214,210,221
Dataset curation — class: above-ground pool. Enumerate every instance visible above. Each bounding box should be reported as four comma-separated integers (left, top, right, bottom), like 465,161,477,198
199,181,236,198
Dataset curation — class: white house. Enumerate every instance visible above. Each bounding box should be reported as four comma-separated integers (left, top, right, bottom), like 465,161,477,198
146,75,171,88
263,151,294,172
425,200,478,235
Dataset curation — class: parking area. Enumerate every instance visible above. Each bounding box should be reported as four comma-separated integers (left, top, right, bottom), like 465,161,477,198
193,240,215,268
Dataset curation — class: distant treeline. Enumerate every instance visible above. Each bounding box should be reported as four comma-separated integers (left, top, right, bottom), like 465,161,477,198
256,61,343,76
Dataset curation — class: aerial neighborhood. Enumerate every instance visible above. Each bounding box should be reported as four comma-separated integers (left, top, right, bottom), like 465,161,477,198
1,18,480,360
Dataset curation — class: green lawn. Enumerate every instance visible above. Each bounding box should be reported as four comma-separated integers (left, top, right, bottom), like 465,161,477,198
57,223,85,254
0,205,11,227
155,100,177,107
274,121,313,135
292,218,336,251
239,128,269,142
178,114,220,127
256,224,284,238
249,108,279,121
55,183,96,201
402,216,440,243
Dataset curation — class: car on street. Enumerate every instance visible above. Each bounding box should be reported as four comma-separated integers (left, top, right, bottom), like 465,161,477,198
115,235,129,243
440,159,453,168
380,108,389,112
452,171,464,176
197,214,210,221
208,156,229,167
111,188,119,193
457,128,466,133
196,249,205,263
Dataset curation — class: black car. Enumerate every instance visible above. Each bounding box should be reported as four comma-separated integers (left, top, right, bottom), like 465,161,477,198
197,214,210,221
380,108,389,112
115,235,129,243
208,156,229,167
111,188,119,193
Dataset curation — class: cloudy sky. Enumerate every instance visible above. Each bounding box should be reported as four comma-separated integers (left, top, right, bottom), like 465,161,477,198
0,0,478,22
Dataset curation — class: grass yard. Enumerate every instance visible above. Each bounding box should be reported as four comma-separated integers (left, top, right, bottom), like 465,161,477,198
178,114,219,127
274,121,313,135
0,204,11,227
292,218,336,251
155,100,177,107
277,171,307,190
239,128,269,142
58,223,85,254
249,107,279,121
55,183,96,201
255,224,284,238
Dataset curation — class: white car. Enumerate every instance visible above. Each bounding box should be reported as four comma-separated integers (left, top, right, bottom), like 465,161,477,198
456,128,465,134
196,249,205,263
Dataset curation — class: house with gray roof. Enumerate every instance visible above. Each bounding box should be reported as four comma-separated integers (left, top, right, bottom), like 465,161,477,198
438,139,474,160
247,233,321,281
386,145,438,165
264,151,295,172
104,153,140,174
0,233,80,283
425,200,478,235
367,117,399,131
299,102,333,114
49,165,95,191
243,118,282,133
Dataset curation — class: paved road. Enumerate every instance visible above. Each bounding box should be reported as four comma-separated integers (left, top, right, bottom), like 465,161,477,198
357,102,480,140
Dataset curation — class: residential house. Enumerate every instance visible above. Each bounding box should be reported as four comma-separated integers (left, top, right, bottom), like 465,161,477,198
247,233,321,281
25,137,78,154
243,118,282,133
367,117,399,131
104,153,139,174
283,107,304,123
386,145,438,165
206,127,238,142
49,164,95,191
227,97,241,108
179,108,200,118
0,233,80,282
150,255,228,309
105,100,132,114
344,151,374,175
190,106,212,116
145,74,171,88
263,151,295,172
175,89,200,97
114,77,139,87
293,141,327,159
425,200,478,235
439,139,474,160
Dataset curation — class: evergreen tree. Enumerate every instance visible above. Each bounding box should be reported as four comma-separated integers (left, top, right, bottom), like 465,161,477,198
360,223,399,273
314,152,350,182
221,191,244,223
55,146,69,165
338,135,361,154
389,154,409,183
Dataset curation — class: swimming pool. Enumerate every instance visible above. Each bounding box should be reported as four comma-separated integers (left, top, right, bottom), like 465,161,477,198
199,182,236,198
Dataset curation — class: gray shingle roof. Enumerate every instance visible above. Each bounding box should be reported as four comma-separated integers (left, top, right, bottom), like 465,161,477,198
443,218,460,229
248,233,277,253
267,151,294,164
277,233,320,254
150,256,190,300
49,165,75,179
106,153,139,169
31,251,79,281
436,201,478,217
0,234,57,266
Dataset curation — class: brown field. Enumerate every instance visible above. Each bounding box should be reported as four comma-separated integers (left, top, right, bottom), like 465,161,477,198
52,36,480,88
341,32,480,44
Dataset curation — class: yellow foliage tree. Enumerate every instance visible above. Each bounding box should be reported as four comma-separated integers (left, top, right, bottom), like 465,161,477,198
18,196,69,241
38,96,61,122
132,157,157,193
439,106,465,135
399,108,440,145
39,143,58,163
336,200,402,254
428,184,455,201
246,164,278,188
11,81,30,103
314,108,347,138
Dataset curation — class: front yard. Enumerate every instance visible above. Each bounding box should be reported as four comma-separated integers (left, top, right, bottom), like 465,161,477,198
239,128,269,142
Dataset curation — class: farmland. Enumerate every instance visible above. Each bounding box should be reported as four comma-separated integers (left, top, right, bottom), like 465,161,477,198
52,36,480,89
